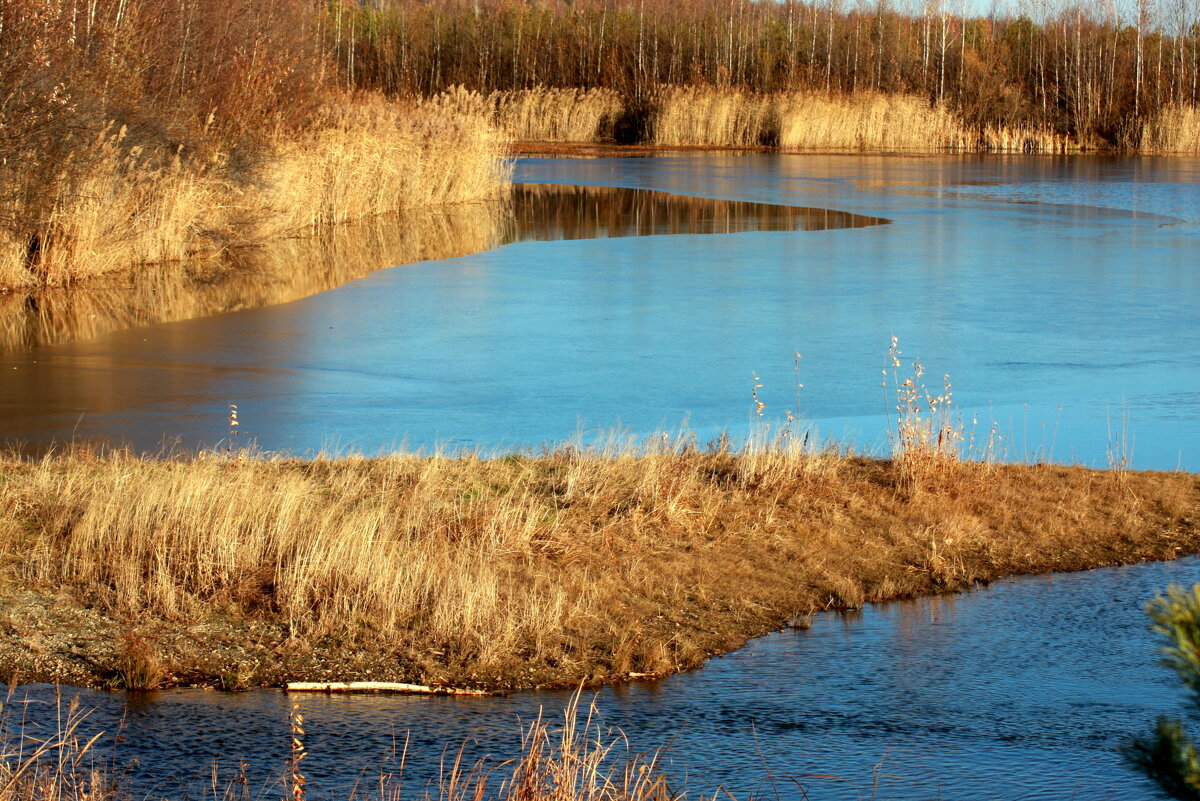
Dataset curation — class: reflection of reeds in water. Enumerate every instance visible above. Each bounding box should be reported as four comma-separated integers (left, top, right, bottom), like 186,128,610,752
0,186,882,352
511,183,885,240
0,203,509,353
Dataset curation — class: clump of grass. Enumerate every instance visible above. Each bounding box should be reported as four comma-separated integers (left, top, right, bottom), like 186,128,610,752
497,88,626,143
113,631,168,691
777,91,1066,153
1142,106,1200,154
425,86,625,143
883,336,965,490
650,87,776,147
254,97,510,240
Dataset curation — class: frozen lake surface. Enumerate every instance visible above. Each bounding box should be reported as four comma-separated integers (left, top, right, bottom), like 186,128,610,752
0,154,1196,466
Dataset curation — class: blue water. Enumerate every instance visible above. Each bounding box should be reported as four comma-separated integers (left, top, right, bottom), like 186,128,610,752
0,154,1195,467
6,556,1199,800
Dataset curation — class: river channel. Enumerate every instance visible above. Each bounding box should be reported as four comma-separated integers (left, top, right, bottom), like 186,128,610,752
5,556,1198,800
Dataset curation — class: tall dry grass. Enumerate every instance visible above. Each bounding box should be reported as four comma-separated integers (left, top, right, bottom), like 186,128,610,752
0,695,110,801
0,434,1195,689
0,128,218,287
1142,106,1200,154
777,91,1066,152
649,87,775,147
428,85,1072,152
253,98,510,239
0,98,510,290
426,87,624,143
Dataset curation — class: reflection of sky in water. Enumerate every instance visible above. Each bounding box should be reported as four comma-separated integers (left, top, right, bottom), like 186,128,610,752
0,154,1196,470
6,556,1198,800
917,179,1200,227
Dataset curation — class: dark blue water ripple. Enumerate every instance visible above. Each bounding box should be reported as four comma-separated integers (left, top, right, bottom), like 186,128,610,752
5,556,1199,800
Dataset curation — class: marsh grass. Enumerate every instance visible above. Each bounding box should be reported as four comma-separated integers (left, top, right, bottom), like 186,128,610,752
0,430,1195,689
256,99,510,239
425,87,624,143
883,337,968,490
112,632,168,692
777,91,1068,153
0,99,509,291
650,88,777,147
427,85,1074,152
1142,106,1200,154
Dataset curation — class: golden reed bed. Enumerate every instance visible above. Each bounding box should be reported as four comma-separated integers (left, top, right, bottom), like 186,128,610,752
0,437,1194,692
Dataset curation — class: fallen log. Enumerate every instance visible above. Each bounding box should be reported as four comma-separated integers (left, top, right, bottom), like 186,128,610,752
285,681,492,696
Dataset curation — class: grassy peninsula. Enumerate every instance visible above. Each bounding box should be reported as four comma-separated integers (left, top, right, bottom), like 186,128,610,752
0,438,1194,691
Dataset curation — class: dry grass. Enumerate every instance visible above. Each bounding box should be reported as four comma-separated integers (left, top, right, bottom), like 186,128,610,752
0,691,677,801
0,96,510,291
1142,106,1200,154
426,85,1072,152
777,91,1067,153
0,128,219,287
426,87,624,143
0,435,1194,690
433,694,679,801
650,87,776,147
497,88,625,143
255,98,510,239
0,695,110,801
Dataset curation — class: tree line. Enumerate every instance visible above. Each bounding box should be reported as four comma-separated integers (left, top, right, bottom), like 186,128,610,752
334,0,1200,147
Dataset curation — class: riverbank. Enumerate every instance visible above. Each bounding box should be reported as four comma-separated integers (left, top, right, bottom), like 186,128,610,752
0,445,1194,691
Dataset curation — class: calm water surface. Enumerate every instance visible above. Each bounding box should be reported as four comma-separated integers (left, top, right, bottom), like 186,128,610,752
0,154,1196,467
6,557,1198,800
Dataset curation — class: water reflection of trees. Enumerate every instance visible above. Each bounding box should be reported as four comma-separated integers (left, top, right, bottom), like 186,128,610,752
0,204,509,353
0,185,884,352
513,183,883,240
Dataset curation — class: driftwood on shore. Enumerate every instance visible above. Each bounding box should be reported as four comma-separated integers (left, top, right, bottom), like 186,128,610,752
285,681,492,696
